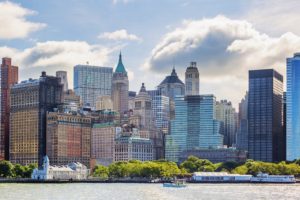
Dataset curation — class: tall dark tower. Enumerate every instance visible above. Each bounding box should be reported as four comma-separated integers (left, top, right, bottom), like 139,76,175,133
112,52,129,118
248,69,284,162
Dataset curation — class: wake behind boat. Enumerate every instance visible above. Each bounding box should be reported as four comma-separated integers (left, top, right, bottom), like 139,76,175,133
163,179,187,188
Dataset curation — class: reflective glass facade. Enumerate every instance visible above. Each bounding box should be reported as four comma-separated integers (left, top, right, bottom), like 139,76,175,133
74,65,112,108
165,95,223,162
286,54,300,160
248,69,284,162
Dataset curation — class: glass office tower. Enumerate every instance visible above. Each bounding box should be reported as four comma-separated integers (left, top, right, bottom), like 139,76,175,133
286,53,300,161
74,65,113,108
248,69,284,162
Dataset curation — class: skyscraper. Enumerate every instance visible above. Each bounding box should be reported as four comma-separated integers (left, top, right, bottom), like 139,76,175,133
56,71,68,92
74,65,112,108
216,100,238,147
286,53,300,160
165,95,223,162
236,92,249,151
185,62,199,95
0,57,18,160
10,72,63,167
112,53,129,117
248,69,284,162
157,67,185,100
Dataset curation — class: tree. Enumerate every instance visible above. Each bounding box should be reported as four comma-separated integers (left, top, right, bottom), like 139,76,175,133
0,160,14,178
93,165,109,179
180,156,216,173
13,164,25,178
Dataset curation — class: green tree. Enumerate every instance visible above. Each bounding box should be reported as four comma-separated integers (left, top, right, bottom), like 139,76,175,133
13,164,25,178
0,160,14,178
93,165,109,179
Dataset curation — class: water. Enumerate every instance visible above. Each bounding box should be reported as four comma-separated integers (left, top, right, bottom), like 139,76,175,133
0,183,299,200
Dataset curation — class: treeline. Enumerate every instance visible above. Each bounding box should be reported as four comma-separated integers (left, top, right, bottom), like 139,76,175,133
0,160,37,178
92,156,300,179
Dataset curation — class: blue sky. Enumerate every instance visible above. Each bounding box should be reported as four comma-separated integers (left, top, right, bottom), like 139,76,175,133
1,0,300,108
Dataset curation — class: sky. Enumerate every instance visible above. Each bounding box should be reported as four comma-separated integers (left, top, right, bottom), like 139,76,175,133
1,0,300,109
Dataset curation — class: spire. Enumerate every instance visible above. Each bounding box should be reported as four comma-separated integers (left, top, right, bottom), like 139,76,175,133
171,67,177,76
115,51,127,74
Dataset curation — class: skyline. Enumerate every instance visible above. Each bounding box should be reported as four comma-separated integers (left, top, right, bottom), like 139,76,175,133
1,0,300,108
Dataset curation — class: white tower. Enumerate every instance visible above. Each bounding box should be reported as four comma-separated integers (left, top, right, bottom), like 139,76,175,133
56,71,68,92
185,62,199,95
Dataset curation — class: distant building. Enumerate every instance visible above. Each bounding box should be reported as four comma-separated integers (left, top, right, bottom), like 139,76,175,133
165,95,223,162
128,91,137,110
185,62,199,96
31,156,88,180
236,92,248,151
56,71,68,92
286,53,300,161
95,95,113,111
112,52,129,117
0,57,18,160
248,69,284,162
157,67,185,101
46,112,91,168
63,89,81,111
216,100,238,147
10,72,63,167
147,90,170,135
114,128,154,162
74,64,112,108
179,148,247,164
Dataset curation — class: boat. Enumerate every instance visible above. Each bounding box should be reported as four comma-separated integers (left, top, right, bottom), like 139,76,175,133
163,179,187,188
251,173,296,183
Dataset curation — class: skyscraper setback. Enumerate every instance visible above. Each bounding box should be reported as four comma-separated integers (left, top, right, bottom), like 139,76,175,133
286,53,300,161
185,62,199,96
248,69,284,162
0,57,18,160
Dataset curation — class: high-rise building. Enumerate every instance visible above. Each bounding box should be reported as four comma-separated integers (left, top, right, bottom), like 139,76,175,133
63,89,81,111
165,95,223,162
10,72,63,167
286,53,300,160
56,71,68,92
46,112,91,167
216,100,238,147
74,65,112,108
0,57,18,160
185,62,199,96
147,90,170,135
236,92,249,151
157,67,185,101
248,69,284,162
112,53,129,117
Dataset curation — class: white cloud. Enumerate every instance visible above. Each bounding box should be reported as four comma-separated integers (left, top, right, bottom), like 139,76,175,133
0,1,46,39
0,40,120,88
112,0,133,4
98,29,141,41
144,15,300,107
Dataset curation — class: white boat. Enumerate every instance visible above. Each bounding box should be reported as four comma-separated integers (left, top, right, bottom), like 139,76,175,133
251,173,296,183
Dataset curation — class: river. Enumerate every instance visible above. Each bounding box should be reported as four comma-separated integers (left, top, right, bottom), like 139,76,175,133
0,183,299,200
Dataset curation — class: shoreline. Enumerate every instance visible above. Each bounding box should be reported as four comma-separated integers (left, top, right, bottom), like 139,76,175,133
0,179,299,184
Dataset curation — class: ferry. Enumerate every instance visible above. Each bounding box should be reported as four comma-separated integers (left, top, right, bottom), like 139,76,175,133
163,179,187,188
251,173,296,183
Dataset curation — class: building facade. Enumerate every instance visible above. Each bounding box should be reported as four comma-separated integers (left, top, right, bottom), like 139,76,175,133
165,95,223,162
95,95,113,111
248,69,284,162
286,53,300,160
185,62,199,96
236,92,248,151
0,57,18,160
56,71,68,92
10,72,63,167
74,65,112,108
216,100,238,147
112,53,129,117
63,89,81,111
46,112,91,167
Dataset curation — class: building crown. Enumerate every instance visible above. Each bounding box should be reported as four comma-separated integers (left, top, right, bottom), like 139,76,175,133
115,52,127,74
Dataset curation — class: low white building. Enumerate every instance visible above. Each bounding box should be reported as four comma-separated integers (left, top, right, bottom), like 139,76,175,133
192,172,252,182
31,156,89,180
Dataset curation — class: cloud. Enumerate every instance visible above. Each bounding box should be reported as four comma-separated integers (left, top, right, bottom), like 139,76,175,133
0,40,120,88
98,29,141,41
0,1,46,39
112,0,133,4
144,15,300,107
